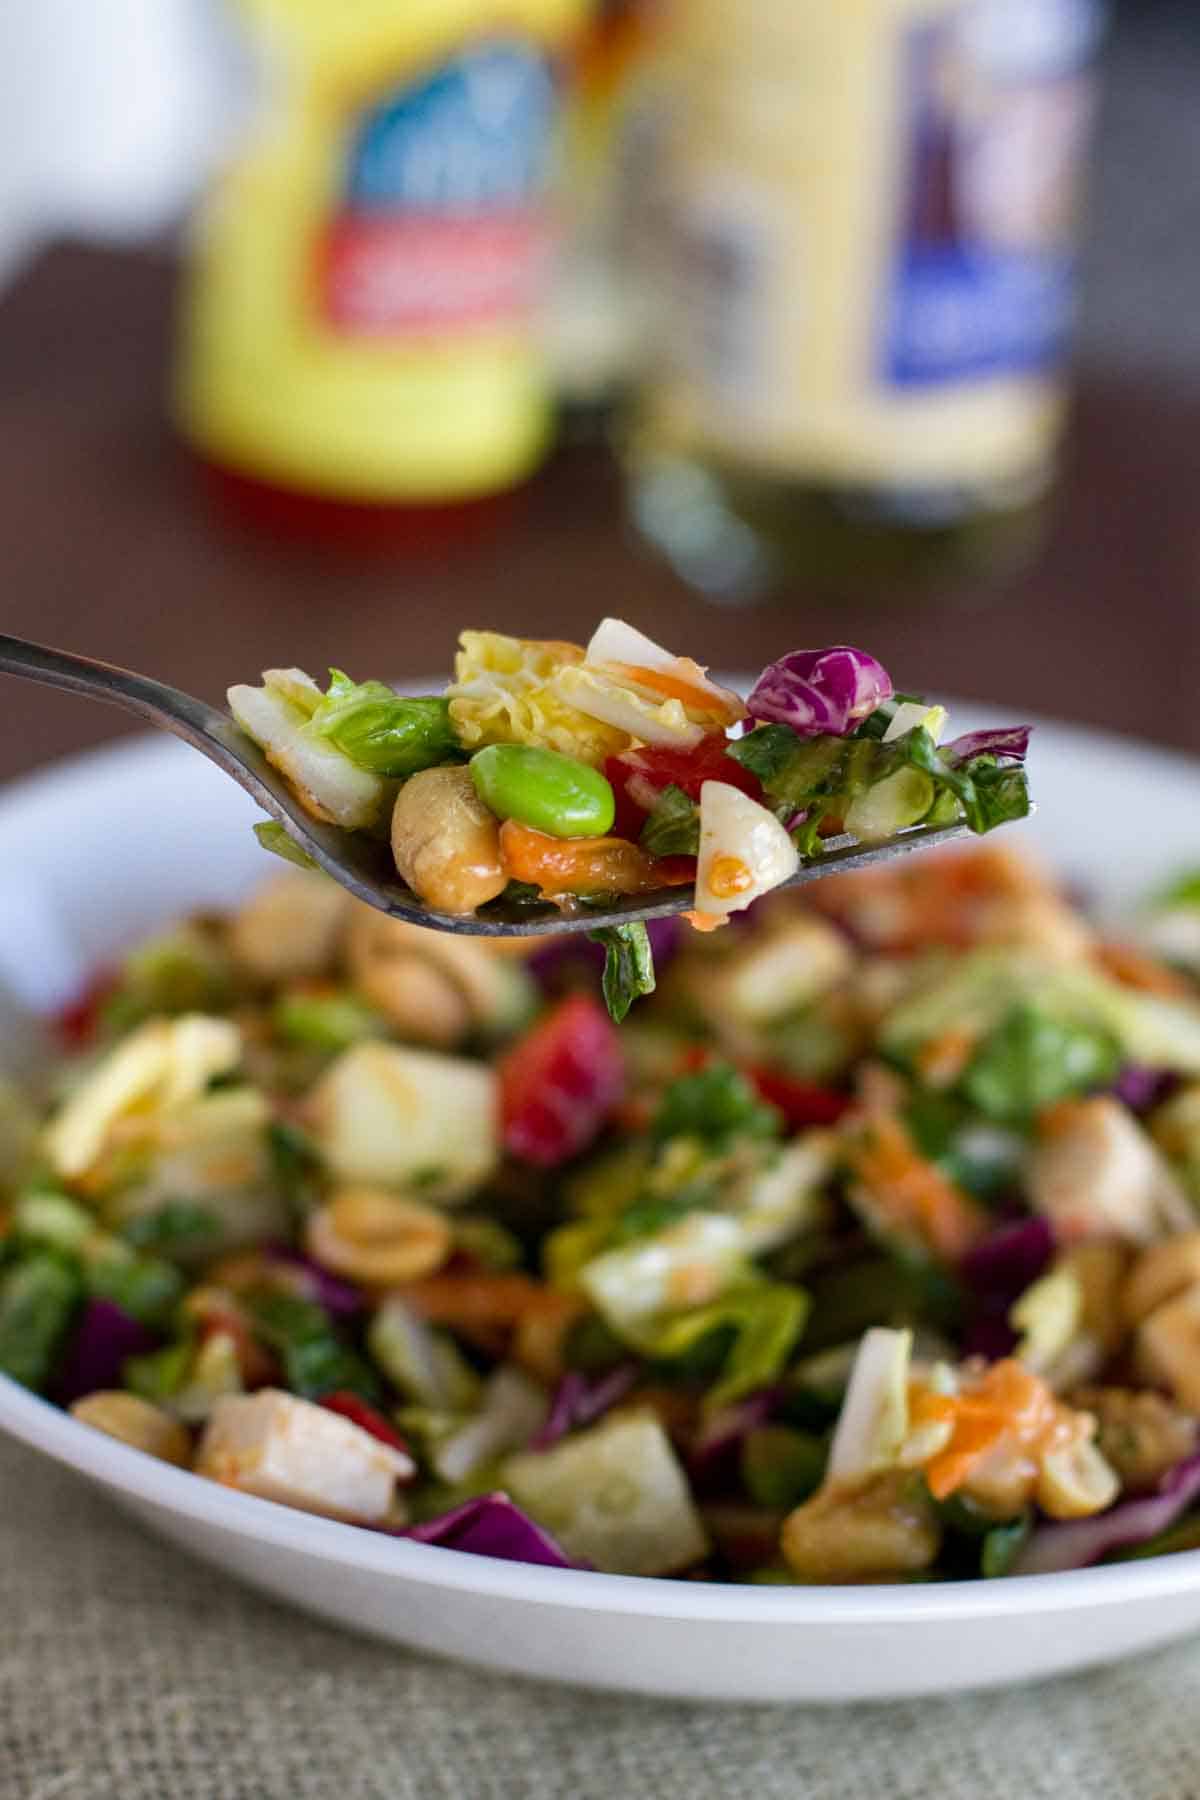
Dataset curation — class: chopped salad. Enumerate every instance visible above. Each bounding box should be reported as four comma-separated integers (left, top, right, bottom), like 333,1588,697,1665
229,622,1032,1018
10,845,1200,1584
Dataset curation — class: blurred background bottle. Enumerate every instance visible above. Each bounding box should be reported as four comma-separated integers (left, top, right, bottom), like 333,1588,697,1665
174,0,587,542
542,0,668,430
624,0,1106,599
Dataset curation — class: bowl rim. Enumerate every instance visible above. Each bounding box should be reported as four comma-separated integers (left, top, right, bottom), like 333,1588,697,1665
6,716,1200,1627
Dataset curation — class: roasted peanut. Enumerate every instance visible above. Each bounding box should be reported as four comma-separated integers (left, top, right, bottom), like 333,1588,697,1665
1071,1385,1198,1492
306,1186,452,1287
70,1391,192,1466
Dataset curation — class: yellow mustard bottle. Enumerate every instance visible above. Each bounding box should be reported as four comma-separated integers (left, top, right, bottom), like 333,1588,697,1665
175,0,588,522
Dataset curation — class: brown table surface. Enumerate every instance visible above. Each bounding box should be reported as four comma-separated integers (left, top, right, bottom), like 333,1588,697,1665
2,243,1199,788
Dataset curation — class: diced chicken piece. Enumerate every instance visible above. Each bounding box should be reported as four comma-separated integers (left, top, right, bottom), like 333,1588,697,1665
1027,1097,1193,1245
1122,1231,1200,1327
196,1389,413,1522
501,1411,709,1576
303,1041,498,1203
229,871,350,984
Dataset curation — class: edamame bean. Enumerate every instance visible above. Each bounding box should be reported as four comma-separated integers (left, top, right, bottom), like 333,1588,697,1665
469,744,615,839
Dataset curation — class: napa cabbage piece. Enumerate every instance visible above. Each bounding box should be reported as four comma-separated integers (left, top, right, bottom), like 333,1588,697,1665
445,632,628,765
228,673,388,830
43,1015,243,1184
501,1410,710,1575
430,1367,548,1486
367,1297,482,1410
880,949,1200,1077
826,1327,913,1485
302,1041,498,1203
579,1212,748,1331
96,1087,289,1259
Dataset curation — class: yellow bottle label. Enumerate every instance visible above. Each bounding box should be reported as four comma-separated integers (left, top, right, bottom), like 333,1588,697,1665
177,0,586,502
649,0,1101,492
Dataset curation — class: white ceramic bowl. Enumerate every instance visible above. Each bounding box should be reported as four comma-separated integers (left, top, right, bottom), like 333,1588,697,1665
3,706,1200,1703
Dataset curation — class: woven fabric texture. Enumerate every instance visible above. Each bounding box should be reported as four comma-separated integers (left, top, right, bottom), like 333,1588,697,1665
3,1435,1199,1800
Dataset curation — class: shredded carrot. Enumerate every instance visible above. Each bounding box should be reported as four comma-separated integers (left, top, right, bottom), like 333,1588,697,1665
850,1112,986,1261
499,820,693,898
1094,940,1191,998
393,1271,570,1330
913,1360,1062,1501
915,1029,978,1088
613,662,740,722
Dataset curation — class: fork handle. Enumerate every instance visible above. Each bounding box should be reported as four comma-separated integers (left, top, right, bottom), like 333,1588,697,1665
0,632,227,751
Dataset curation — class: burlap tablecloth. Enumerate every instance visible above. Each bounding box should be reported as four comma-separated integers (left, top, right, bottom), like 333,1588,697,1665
4,1437,1200,1799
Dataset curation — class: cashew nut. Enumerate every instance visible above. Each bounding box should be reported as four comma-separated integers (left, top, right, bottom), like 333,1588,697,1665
229,871,350,984
390,766,507,915
781,1472,941,1582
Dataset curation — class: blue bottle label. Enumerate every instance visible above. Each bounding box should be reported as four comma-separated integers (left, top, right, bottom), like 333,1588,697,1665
318,40,557,338
880,0,1102,388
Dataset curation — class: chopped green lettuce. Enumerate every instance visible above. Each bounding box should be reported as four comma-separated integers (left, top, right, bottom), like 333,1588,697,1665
248,1289,381,1403
652,1062,781,1149
960,1005,1120,1123
252,822,319,872
643,1282,809,1410
311,672,459,778
588,922,656,1023
272,988,386,1054
638,784,700,858
0,1252,82,1389
728,722,1029,853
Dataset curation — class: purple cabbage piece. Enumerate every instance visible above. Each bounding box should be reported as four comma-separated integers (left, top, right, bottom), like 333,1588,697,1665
53,1299,160,1407
404,1492,578,1568
1013,1454,1200,1576
960,1217,1056,1362
263,1245,363,1319
943,726,1032,767
1109,1066,1177,1115
687,1388,779,1486
747,647,893,739
530,1363,639,1450
961,1216,1056,1298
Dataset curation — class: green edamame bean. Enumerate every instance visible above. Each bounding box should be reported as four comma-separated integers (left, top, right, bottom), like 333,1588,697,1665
469,744,615,839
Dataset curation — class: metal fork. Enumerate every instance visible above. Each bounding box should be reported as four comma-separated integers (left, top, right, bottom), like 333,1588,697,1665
0,632,972,936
